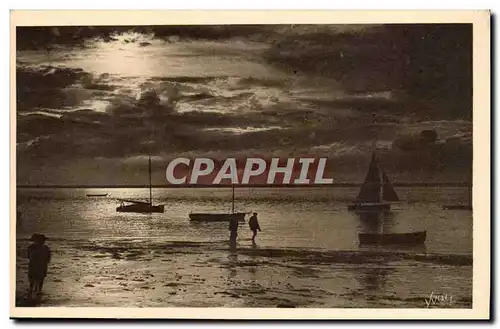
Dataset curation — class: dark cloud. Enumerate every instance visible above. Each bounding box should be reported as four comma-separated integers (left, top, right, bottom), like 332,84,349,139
15,67,436,171
384,128,472,179
17,26,127,50
16,65,118,112
16,25,379,51
393,129,438,151
301,96,402,117
16,25,472,184
17,65,89,111
264,24,472,120
150,25,280,41
18,25,472,121
152,76,225,84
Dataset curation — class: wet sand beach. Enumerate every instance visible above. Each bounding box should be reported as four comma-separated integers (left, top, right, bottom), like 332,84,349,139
16,238,472,308
15,187,472,308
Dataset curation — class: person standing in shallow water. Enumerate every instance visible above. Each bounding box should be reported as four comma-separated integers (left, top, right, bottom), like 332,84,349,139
27,233,51,298
228,216,239,248
248,212,261,244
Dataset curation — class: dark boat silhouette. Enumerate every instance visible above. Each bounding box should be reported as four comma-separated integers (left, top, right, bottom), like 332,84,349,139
189,185,246,222
116,155,164,213
442,204,472,210
117,199,165,213
87,193,108,197
189,212,246,222
355,200,426,246
348,152,399,211
351,155,427,246
442,180,472,210
358,231,426,245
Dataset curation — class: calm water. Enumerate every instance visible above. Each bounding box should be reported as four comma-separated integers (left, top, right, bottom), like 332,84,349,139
16,186,472,255
15,186,473,308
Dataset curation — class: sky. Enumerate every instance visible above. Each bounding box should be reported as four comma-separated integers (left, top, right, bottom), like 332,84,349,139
16,24,472,185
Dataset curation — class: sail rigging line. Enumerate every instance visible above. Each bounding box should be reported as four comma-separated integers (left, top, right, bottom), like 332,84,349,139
382,170,400,202
356,152,382,203
148,154,152,205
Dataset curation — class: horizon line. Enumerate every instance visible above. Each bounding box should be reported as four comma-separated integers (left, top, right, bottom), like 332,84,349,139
16,182,471,188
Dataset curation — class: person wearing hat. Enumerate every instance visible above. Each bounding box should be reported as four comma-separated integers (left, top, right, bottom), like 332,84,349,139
248,212,261,244
27,233,51,298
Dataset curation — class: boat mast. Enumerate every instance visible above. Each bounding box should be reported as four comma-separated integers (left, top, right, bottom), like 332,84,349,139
231,184,235,214
149,154,152,205
373,152,383,203
372,143,383,236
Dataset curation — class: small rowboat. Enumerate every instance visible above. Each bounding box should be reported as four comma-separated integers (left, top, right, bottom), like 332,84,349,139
359,231,426,246
189,212,246,222
442,204,472,210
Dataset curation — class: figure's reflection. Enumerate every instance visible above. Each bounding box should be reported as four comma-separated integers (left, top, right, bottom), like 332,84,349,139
248,243,258,276
356,266,392,292
227,250,238,279
354,212,392,292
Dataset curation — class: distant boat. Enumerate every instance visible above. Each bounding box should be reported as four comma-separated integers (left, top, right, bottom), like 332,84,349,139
356,211,426,246
87,193,108,197
116,155,164,214
348,151,399,212
117,199,164,213
358,231,426,245
442,204,472,210
354,198,426,246
442,181,472,211
189,185,246,222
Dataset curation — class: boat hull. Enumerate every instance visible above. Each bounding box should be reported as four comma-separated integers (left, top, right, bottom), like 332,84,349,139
348,203,391,212
359,231,426,245
116,204,164,213
189,212,246,222
442,204,472,210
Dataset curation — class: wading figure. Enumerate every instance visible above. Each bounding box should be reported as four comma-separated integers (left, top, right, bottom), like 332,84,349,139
248,212,261,244
228,217,239,248
27,233,51,299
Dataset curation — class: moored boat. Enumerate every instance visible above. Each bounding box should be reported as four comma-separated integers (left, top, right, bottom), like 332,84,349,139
358,231,427,245
87,193,108,197
442,181,472,210
116,154,164,214
348,151,400,211
116,199,165,213
189,212,246,222
442,204,472,210
189,185,247,222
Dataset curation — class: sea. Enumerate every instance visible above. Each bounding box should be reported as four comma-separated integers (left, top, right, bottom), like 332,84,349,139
15,186,473,308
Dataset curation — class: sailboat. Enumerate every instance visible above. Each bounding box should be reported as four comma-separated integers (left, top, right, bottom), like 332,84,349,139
116,155,165,213
348,152,400,212
87,193,108,197
356,204,426,245
442,180,473,211
189,185,247,222
358,230,426,245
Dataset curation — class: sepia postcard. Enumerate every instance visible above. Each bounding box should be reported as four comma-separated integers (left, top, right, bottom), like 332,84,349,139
10,10,490,320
